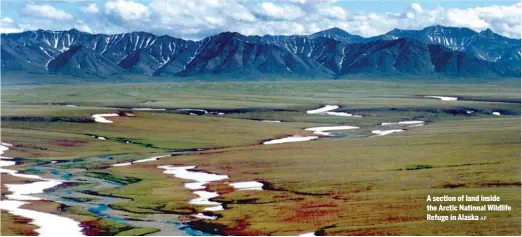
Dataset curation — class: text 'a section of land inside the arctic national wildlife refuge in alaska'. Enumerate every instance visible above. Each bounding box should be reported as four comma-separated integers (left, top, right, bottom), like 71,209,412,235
1,0,521,237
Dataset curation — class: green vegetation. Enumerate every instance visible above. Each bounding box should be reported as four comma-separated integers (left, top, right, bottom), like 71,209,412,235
85,172,142,185
1,79,520,235
116,228,160,236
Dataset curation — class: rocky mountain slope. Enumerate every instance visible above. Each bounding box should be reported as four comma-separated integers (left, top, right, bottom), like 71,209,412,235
1,26,519,79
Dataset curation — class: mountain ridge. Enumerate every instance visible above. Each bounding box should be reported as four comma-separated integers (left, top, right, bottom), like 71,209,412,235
1,25,520,80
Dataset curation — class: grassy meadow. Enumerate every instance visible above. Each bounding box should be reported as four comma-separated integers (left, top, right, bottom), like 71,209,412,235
1,79,520,235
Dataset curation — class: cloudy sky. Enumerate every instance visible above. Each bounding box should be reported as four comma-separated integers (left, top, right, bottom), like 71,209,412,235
1,0,520,40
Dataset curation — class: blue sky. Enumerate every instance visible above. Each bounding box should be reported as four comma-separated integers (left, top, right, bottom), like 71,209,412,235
1,0,520,39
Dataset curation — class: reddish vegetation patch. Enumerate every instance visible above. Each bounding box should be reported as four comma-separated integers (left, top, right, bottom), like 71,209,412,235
283,199,341,224
49,139,87,147
80,220,106,236
12,216,38,236
208,183,235,195
1,212,38,236
385,214,423,223
223,216,265,236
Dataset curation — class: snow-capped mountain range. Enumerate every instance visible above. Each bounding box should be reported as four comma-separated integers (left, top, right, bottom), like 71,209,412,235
1,25,520,79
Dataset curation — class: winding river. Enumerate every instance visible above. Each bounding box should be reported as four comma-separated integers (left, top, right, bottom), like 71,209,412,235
0,104,476,236
0,145,216,236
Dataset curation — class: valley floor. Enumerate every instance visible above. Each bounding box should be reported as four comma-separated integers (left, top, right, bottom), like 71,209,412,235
0,79,520,235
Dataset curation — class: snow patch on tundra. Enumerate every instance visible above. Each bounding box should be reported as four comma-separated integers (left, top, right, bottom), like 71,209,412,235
133,155,170,164
5,180,63,201
425,96,458,101
189,191,221,206
112,162,132,167
306,105,362,117
158,165,229,184
306,105,339,114
0,200,85,236
132,108,167,111
0,142,84,236
92,113,119,123
191,213,218,220
371,129,405,136
263,135,319,145
261,120,282,123
382,121,424,126
159,165,228,212
299,232,316,236
229,181,264,191
305,126,359,136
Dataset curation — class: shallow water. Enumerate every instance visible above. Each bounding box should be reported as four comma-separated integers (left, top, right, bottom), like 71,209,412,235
0,142,85,236
31,156,202,236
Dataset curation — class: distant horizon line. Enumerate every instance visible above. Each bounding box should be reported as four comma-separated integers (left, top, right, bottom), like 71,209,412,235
2,24,519,41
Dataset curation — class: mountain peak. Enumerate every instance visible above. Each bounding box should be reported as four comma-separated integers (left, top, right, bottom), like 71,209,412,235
215,31,246,39
316,27,351,36
479,28,498,38
309,27,364,43
422,25,477,34
1,27,519,79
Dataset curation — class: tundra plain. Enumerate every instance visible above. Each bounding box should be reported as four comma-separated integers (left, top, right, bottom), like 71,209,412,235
1,79,520,236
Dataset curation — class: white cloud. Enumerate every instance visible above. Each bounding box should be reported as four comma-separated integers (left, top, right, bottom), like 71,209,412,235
23,0,101,1
5,1,520,40
256,2,305,20
82,4,99,14
2,17,14,23
319,6,347,20
105,0,150,21
1,17,23,33
74,21,93,33
410,3,423,13
343,2,521,38
22,4,73,20
146,0,256,39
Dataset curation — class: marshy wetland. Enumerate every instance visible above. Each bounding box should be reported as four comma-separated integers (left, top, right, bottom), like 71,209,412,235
0,79,520,235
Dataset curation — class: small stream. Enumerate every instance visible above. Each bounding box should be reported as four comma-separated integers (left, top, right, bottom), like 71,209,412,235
0,108,447,235
0,146,215,236
0,143,85,236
